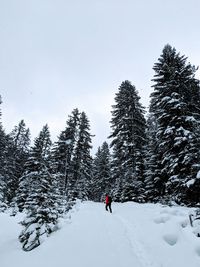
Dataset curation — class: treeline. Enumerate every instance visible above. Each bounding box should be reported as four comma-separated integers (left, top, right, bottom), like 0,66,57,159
1,44,200,250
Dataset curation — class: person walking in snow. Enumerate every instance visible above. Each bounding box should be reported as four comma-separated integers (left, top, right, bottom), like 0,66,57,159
105,194,112,213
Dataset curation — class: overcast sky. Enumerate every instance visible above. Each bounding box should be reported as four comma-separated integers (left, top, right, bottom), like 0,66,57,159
0,0,200,153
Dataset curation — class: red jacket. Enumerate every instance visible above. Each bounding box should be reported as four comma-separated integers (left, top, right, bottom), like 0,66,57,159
105,196,109,204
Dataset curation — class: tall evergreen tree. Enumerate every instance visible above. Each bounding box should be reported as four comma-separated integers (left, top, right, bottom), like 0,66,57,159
71,112,93,200
0,96,6,208
0,96,13,207
18,125,58,251
51,108,80,197
16,124,51,211
149,44,200,204
144,113,161,201
6,120,30,204
109,81,147,202
92,141,111,201
0,100,7,210
10,120,30,175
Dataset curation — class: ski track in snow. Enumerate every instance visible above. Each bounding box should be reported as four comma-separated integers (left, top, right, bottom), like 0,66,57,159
114,214,161,267
72,202,160,267
104,210,142,267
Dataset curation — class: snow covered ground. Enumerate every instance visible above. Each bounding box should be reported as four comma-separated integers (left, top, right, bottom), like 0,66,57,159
1,201,200,267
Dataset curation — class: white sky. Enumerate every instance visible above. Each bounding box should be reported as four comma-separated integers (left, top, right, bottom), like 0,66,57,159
0,0,200,153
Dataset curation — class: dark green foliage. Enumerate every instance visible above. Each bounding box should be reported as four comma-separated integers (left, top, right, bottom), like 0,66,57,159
19,168,58,251
0,96,7,206
148,44,200,204
6,120,31,204
109,80,147,202
0,97,22,206
71,112,93,200
18,125,58,251
51,108,80,202
51,108,80,190
16,124,51,211
0,174,7,211
144,113,162,201
51,109,93,202
92,142,111,201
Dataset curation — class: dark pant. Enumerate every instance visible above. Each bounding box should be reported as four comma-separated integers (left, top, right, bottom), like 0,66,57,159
105,203,112,213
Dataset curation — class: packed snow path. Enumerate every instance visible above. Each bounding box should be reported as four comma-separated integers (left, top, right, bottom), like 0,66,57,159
1,201,200,267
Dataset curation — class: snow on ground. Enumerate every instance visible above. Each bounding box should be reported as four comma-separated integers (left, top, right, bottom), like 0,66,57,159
0,201,200,267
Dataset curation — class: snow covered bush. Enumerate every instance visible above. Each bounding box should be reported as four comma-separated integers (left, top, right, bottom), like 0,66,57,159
19,205,58,251
18,167,59,251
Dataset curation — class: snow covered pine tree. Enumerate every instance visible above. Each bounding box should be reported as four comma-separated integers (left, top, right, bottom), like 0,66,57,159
109,81,147,202
149,44,200,205
92,141,111,201
18,125,58,251
71,112,93,201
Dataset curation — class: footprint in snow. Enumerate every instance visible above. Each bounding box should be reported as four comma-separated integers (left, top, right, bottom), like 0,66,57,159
154,215,170,224
163,233,178,246
195,246,200,257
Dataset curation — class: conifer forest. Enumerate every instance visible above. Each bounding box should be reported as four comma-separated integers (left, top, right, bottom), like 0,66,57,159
1,44,200,251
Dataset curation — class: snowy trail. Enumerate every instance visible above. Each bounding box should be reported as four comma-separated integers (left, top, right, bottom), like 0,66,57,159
42,202,146,267
0,202,154,267
1,201,200,267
